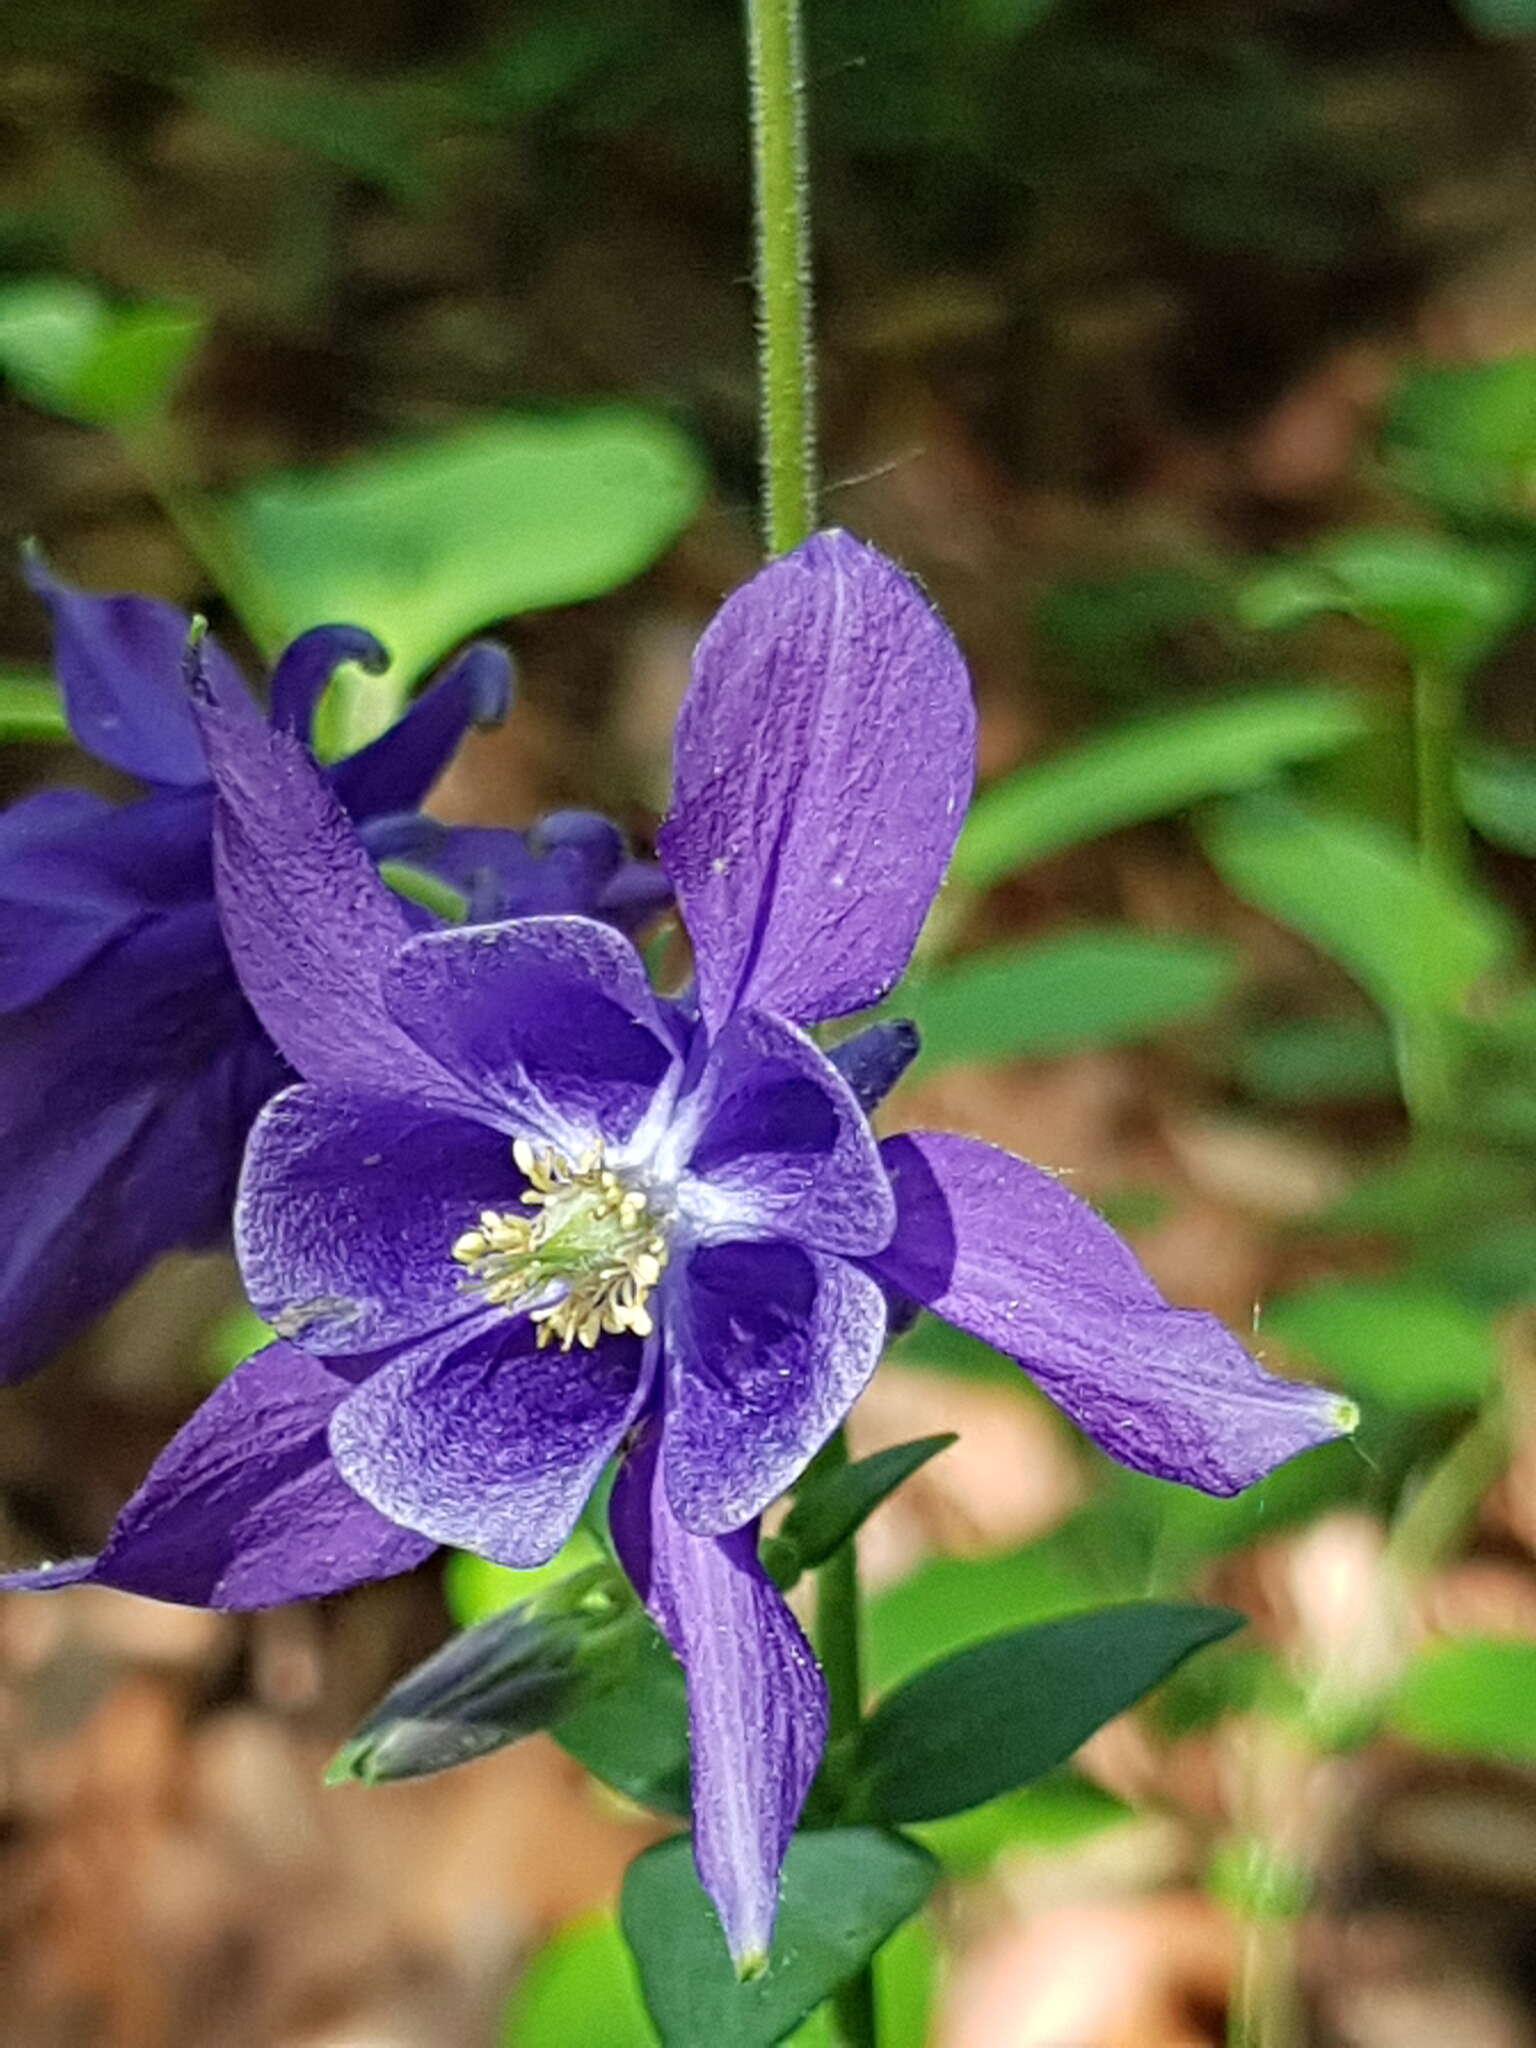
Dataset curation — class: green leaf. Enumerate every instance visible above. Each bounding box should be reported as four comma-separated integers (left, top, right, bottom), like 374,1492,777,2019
0,667,69,742
1234,1015,1397,1103
1201,795,1515,1018
769,1436,956,1588
1319,1148,1535,1241
853,1602,1243,1824
0,276,203,427
866,1517,1126,1696
1458,744,1536,856
554,1625,691,1815
1262,1277,1496,1409
202,1305,274,1382
1415,1217,1536,1311
954,688,1365,886
621,1828,937,2040
502,1913,654,2048
1239,530,1529,671
895,928,1237,1074
221,408,706,719
445,1532,604,1628
1391,1638,1536,1761
911,1771,1131,1875
1455,0,1536,36
1386,356,1536,515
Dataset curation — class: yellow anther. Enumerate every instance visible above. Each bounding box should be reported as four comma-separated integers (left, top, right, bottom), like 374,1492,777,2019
451,1137,669,1350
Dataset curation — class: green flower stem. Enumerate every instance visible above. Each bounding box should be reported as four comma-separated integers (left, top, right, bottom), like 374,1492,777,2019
745,0,816,555
746,7,873,2036
808,1427,877,2048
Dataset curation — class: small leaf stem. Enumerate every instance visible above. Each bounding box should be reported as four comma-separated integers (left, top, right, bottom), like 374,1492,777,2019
745,0,816,555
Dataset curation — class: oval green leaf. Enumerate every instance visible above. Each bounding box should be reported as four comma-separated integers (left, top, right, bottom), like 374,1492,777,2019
221,407,706,710
1201,794,1515,1018
620,1828,937,2047
1391,1637,1536,1762
896,927,1237,1073
954,687,1365,886
853,1601,1243,1824
1261,1276,1496,1410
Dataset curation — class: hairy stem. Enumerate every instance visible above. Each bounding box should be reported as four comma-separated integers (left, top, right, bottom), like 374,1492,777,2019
745,0,816,554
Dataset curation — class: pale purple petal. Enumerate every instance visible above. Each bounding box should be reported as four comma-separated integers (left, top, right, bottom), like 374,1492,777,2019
611,1431,826,1973
329,1323,648,1567
195,683,455,1100
0,1343,432,1608
663,1242,887,1534
681,1009,895,1257
269,625,388,742
236,1083,520,1354
329,642,512,820
659,531,975,1032
26,555,252,785
872,1132,1356,1496
382,918,676,1147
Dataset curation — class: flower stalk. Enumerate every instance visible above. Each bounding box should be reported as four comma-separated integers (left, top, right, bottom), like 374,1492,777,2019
746,0,816,557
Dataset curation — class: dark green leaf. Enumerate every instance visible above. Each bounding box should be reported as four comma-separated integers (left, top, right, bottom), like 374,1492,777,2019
853,1602,1243,1824
954,688,1365,885
221,408,705,722
771,1437,956,1588
885,1313,1019,1386
1235,1015,1397,1103
555,1625,691,1816
1391,1638,1536,1761
895,928,1237,1074
621,1828,937,2043
1458,744,1536,856
1262,1277,1496,1409
1202,794,1514,1018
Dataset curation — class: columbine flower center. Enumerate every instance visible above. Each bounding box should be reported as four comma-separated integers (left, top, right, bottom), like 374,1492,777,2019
451,1138,668,1351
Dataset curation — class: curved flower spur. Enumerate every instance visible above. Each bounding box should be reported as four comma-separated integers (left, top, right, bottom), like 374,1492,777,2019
0,531,1355,1971
0,560,666,1382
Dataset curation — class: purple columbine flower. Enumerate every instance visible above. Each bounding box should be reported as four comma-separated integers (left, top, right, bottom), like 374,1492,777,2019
0,533,1354,1969
0,561,667,1382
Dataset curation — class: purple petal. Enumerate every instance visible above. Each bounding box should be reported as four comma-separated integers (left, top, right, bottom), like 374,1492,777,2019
871,1132,1356,1496
0,905,284,1381
0,786,214,1012
26,556,252,785
196,685,455,1099
269,625,388,742
329,1323,649,1567
680,1009,895,1257
237,1083,521,1354
329,642,512,821
382,918,676,1147
611,1430,826,1973
663,1241,887,1534
658,531,975,1033
0,1343,432,1608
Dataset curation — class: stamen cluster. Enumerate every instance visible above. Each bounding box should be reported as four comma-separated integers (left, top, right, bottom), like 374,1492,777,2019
452,1138,668,1350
